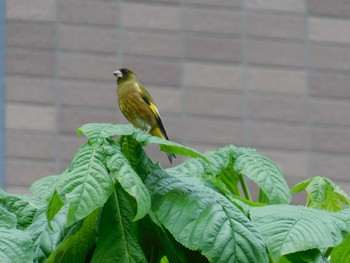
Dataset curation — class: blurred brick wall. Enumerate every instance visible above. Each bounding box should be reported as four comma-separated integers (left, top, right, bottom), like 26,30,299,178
5,0,350,196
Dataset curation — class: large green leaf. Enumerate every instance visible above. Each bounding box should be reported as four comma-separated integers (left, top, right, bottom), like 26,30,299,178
281,249,330,263
250,205,350,261
106,148,151,221
91,184,147,263
30,175,60,201
132,129,209,162
77,123,133,147
27,206,68,262
291,176,350,211
140,212,208,263
0,205,17,229
0,227,34,263
234,151,291,204
0,194,43,229
146,167,268,263
46,208,99,263
331,233,350,263
166,146,233,178
119,135,154,181
55,142,114,226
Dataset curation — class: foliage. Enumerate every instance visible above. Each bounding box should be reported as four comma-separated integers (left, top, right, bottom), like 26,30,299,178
1,123,349,263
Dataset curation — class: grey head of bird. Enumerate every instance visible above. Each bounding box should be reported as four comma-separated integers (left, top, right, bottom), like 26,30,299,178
113,68,136,84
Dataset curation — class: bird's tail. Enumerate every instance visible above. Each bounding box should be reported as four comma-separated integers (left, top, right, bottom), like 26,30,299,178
151,127,176,164
167,153,176,164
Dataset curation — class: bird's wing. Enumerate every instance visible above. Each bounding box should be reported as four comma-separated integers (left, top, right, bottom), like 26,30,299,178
137,84,170,140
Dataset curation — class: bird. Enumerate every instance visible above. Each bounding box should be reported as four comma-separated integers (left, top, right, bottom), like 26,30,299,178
113,68,176,164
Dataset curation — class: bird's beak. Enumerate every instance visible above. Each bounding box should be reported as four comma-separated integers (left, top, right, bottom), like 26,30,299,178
113,70,122,79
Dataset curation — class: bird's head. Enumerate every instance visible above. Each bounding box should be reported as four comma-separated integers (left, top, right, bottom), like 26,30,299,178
113,68,136,84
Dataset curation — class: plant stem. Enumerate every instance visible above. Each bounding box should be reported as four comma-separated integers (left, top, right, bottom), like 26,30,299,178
238,173,252,201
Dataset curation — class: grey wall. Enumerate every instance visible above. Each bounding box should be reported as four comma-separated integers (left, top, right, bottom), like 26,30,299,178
5,0,350,196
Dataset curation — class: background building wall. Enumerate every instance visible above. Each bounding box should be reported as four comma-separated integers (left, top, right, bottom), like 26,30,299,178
4,0,350,197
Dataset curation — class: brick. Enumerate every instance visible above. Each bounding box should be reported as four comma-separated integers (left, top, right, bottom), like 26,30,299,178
249,95,306,123
122,58,181,86
247,67,306,94
185,118,245,146
60,135,85,162
60,1,118,26
260,149,308,178
310,45,350,71
309,72,350,99
247,41,305,67
153,115,184,142
60,107,121,134
310,153,350,181
59,25,117,53
121,3,180,30
61,80,116,108
339,182,350,195
6,76,55,104
6,104,56,132
122,31,181,58
184,8,241,35
247,13,305,40
185,36,242,62
246,0,305,12
6,49,54,77
249,122,308,150
7,0,56,21
311,127,350,154
309,0,350,18
310,99,350,126
5,186,30,195
184,0,241,8
58,53,116,81
147,87,182,114
183,62,242,90
6,133,56,160
7,22,54,49
184,91,244,118
309,18,350,44
6,159,55,187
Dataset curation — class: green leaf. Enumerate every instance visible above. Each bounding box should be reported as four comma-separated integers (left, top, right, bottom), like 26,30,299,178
282,249,330,263
146,167,269,263
167,146,232,177
46,208,99,263
56,142,114,226
0,194,42,229
107,148,151,221
27,206,68,262
77,123,134,147
139,212,208,263
91,184,147,263
250,205,349,261
0,188,7,198
30,175,60,200
0,227,34,263
234,151,291,204
46,190,64,223
0,206,17,229
132,129,209,163
291,176,350,211
331,233,350,263
119,135,154,181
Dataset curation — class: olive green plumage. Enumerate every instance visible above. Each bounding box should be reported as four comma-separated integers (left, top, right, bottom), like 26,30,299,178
113,68,176,164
